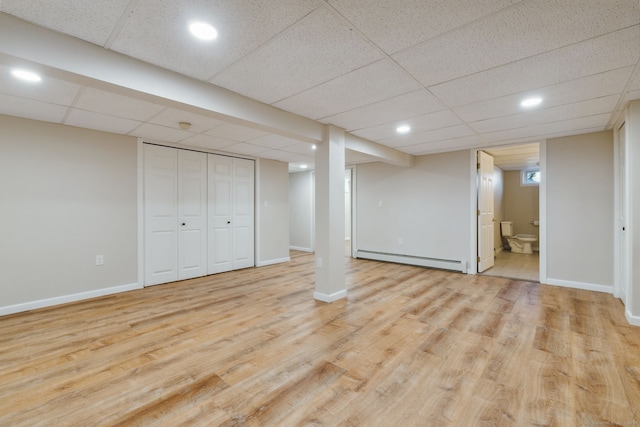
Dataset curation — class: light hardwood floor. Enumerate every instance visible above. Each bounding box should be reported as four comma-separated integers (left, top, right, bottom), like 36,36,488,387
1,251,639,426
481,250,540,282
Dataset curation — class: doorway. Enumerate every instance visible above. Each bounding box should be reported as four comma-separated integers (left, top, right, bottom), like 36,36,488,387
477,143,541,282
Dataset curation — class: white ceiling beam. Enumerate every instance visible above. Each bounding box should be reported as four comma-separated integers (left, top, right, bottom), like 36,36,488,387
0,13,413,166
345,134,414,167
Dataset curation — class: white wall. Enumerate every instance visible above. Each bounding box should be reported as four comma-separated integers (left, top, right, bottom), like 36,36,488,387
545,131,614,290
257,158,290,265
0,115,138,312
356,150,471,263
288,171,314,251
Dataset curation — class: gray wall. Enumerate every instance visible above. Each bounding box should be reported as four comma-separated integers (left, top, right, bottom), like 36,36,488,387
288,171,314,251
0,115,138,308
546,131,614,288
356,150,471,263
257,158,290,264
493,166,504,252
504,169,539,242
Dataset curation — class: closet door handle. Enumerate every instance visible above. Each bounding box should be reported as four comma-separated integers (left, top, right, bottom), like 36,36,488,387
181,222,186,226
227,221,231,224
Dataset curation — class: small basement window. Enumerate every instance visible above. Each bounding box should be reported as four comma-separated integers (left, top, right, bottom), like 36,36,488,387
521,169,540,186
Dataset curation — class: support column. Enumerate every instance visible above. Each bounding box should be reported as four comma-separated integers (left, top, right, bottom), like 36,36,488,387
314,125,346,302
627,100,640,323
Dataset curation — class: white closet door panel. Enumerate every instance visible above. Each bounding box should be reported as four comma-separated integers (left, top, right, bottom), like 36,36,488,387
144,144,178,285
232,158,255,269
208,154,233,274
178,150,207,280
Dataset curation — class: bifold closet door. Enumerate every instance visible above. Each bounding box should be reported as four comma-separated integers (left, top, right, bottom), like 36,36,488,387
144,144,178,285
208,154,254,274
144,144,207,286
231,157,255,270
177,149,207,280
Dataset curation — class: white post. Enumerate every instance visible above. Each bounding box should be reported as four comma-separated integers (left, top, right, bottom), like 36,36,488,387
314,125,346,302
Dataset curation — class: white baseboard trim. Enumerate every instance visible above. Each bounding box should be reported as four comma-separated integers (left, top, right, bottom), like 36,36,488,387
314,289,347,303
256,257,291,267
0,282,141,316
289,246,313,252
625,309,640,327
543,278,612,294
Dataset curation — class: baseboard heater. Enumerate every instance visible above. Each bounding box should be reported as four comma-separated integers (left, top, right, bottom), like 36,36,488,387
356,250,467,273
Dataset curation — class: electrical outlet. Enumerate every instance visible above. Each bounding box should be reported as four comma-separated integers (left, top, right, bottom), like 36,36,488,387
96,255,104,266
378,200,383,207
398,238,404,244
317,257,323,268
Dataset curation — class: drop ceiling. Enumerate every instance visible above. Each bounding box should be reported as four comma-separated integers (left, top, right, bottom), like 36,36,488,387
0,0,638,171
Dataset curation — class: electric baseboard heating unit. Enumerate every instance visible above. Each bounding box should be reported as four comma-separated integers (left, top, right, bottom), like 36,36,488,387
356,250,467,273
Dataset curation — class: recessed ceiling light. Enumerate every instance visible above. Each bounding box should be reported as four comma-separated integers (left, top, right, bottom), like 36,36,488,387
520,97,543,108
189,22,218,41
396,125,411,134
300,164,308,169
311,144,317,150
11,69,41,82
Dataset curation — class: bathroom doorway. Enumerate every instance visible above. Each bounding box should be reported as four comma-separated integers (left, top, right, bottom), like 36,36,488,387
478,143,540,282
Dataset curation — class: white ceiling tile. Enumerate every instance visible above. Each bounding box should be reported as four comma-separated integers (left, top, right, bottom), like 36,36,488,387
394,0,640,86
130,123,194,143
247,134,305,149
256,149,298,161
328,0,519,54
454,67,634,123
353,109,463,141
0,0,132,46
321,90,445,131
221,142,269,156
0,93,68,124
148,108,225,133
110,0,323,81
381,124,476,148
180,134,235,151
469,95,620,134
210,6,383,104
400,136,484,155
429,26,640,107
274,59,420,119
73,87,165,122
206,123,268,142
0,65,81,105
64,109,141,134
480,114,611,143
279,141,318,155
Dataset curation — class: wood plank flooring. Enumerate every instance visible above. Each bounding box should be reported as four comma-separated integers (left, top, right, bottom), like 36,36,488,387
1,251,639,426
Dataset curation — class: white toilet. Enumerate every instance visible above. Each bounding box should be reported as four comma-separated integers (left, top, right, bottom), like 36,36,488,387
500,221,537,254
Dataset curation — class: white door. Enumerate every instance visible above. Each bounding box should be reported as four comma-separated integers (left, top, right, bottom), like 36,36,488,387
478,151,495,272
232,157,255,270
144,144,178,285
208,155,233,274
178,150,207,280
619,123,628,304
207,154,255,274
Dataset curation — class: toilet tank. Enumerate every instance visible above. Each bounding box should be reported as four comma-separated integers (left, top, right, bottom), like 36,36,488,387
500,221,513,237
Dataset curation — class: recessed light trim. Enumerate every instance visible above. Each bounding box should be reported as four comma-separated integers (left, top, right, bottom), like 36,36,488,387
396,125,411,134
311,144,317,150
520,96,543,108
300,164,308,169
189,22,218,41
11,69,41,82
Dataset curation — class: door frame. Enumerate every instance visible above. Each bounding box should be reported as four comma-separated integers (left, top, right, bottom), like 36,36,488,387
469,145,547,280
614,118,630,303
